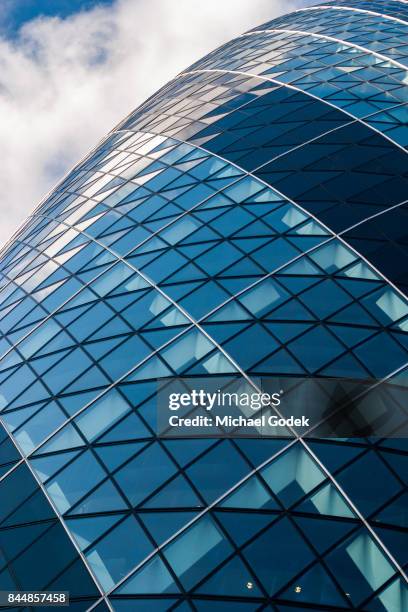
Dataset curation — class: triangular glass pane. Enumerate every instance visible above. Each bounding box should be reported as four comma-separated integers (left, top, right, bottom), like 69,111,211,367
206,300,252,322
216,511,278,548
140,511,197,546
0,522,50,560
115,555,179,595
264,322,311,343
163,515,232,590
163,438,216,467
326,531,395,606
373,526,407,567
236,438,287,467
243,517,313,595
67,514,122,550
220,475,277,510
35,423,84,454
294,516,356,555
144,474,202,508
281,562,347,607
96,442,148,472
298,482,355,518
253,348,305,374
320,353,370,377
308,441,363,473
261,445,326,507
127,356,173,381
196,555,262,598
269,299,315,321
369,576,408,612
68,480,128,514
99,411,151,442
31,450,80,483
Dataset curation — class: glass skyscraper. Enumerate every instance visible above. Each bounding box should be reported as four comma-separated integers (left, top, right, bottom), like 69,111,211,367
0,0,406,609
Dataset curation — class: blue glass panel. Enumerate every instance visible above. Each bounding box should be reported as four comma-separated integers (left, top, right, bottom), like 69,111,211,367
164,516,233,590
86,515,153,590
114,444,176,506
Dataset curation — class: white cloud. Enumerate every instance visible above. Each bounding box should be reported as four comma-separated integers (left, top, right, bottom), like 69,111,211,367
0,0,307,246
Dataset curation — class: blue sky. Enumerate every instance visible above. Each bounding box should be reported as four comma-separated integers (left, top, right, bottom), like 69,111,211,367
0,0,114,34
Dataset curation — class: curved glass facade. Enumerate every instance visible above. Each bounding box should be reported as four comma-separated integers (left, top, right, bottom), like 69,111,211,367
0,1,406,610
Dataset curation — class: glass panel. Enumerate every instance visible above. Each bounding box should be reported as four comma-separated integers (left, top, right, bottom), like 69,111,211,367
261,445,326,507
243,517,313,595
327,532,395,606
14,402,66,454
239,279,288,317
46,451,106,514
114,443,176,506
75,390,130,442
86,515,153,591
310,242,356,273
160,330,214,373
164,516,232,590
116,556,179,595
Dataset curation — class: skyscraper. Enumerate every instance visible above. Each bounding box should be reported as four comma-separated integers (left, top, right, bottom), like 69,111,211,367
0,0,406,609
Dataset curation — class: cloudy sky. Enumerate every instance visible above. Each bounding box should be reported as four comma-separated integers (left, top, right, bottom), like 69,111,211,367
0,0,308,246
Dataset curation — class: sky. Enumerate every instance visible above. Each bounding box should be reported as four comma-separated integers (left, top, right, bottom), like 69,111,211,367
0,0,308,246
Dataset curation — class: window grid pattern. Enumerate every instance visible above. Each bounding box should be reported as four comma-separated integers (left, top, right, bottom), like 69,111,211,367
0,1,406,611
308,0,408,23
292,0,408,24
131,24,408,144
251,2,408,40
